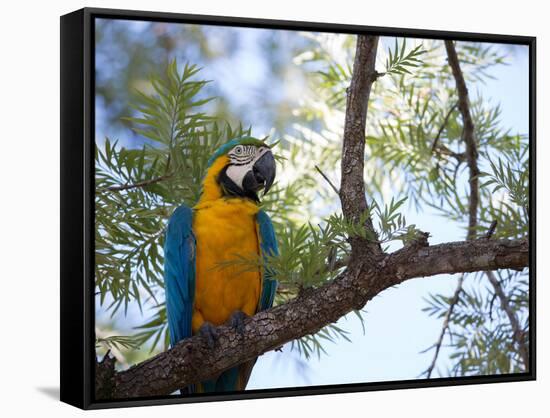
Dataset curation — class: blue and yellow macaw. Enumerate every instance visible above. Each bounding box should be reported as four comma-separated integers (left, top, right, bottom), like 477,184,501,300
164,136,278,393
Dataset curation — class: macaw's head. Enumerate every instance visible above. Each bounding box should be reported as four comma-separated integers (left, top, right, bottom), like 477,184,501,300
203,136,277,203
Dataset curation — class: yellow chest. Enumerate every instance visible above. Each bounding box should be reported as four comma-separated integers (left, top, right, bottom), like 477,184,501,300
191,198,261,332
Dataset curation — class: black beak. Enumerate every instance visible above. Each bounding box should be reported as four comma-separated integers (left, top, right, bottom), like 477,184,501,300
243,150,276,196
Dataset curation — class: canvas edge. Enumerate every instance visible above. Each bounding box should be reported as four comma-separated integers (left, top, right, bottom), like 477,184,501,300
60,8,87,410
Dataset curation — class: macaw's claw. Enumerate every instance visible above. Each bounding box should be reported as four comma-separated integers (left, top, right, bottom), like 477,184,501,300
229,310,249,335
198,322,219,349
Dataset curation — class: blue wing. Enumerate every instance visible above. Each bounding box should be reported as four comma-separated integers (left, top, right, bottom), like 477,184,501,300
164,205,196,348
257,210,279,311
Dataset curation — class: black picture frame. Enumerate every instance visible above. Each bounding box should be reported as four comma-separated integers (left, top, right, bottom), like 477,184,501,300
60,7,536,410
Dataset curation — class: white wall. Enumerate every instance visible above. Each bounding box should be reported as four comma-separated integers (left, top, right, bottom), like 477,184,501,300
0,0,546,416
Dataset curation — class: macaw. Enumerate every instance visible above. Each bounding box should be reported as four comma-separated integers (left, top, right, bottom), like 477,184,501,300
164,136,278,393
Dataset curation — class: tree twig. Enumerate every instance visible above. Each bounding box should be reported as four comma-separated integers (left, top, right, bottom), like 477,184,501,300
100,174,173,192
485,270,529,370
314,165,340,195
431,101,459,153
423,274,464,378
485,220,498,239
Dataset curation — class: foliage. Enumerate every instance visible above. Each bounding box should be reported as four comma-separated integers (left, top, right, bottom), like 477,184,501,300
383,39,427,76
481,144,529,211
96,335,142,351
291,323,352,360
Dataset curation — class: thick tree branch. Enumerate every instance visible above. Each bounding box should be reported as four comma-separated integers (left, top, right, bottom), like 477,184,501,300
340,35,382,258
98,237,528,399
380,237,528,285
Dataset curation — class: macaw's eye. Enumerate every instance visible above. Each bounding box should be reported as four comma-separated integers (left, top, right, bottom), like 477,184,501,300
234,146,243,155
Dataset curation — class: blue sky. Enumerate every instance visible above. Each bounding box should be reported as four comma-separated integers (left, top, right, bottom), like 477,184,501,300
95,20,529,389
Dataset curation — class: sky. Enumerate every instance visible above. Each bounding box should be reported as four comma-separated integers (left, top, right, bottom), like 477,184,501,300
95,19,530,390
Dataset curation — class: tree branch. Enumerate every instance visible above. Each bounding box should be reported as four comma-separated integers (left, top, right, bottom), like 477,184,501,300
380,237,527,284
314,165,340,195
445,40,479,240
431,101,459,153
340,35,382,258
98,237,528,399
422,274,464,378
485,220,498,239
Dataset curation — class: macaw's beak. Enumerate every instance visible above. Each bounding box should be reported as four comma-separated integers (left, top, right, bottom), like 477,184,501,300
243,150,276,196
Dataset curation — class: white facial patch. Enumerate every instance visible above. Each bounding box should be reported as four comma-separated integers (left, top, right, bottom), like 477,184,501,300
226,146,269,189
225,163,253,189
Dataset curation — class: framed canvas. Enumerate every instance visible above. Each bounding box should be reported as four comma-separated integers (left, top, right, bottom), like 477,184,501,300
60,7,535,410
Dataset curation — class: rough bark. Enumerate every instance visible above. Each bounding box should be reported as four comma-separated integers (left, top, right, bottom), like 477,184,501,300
340,35,382,259
95,353,116,399
381,237,528,285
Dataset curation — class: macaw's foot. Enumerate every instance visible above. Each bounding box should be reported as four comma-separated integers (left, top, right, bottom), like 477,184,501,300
228,310,249,335
198,322,219,349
